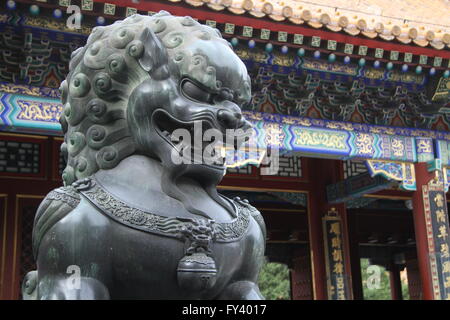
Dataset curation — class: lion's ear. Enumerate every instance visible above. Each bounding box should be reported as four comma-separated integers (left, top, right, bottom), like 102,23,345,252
139,27,169,77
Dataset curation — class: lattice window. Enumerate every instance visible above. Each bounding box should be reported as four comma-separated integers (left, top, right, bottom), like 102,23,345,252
0,140,40,174
272,154,302,177
343,159,368,179
291,254,313,300
19,205,37,298
226,165,252,174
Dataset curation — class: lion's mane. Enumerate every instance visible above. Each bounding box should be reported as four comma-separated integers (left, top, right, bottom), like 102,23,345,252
59,11,233,186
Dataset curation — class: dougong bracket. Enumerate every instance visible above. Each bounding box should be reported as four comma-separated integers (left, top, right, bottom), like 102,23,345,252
366,159,416,191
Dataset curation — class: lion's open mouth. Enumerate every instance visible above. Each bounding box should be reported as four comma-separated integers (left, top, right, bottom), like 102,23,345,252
152,109,227,168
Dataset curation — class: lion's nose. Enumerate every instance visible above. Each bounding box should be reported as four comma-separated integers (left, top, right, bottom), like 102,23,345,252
217,109,246,129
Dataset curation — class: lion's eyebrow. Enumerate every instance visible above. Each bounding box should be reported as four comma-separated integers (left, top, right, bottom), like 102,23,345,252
184,76,219,95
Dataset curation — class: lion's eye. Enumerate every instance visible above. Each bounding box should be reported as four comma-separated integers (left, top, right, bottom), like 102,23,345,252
181,80,211,104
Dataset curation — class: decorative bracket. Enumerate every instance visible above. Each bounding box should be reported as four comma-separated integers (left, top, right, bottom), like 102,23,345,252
327,172,393,204
366,160,416,191
427,159,443,173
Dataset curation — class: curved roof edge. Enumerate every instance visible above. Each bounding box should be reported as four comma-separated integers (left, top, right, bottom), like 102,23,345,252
168,0,450,50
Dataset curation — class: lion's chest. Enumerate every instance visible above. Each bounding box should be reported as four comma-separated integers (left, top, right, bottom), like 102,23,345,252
76,182,259,299
106,216,255,299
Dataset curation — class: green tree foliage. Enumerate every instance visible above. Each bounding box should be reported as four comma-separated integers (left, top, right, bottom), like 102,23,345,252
258,261,291,300
360,258,410,300
257,258,411,300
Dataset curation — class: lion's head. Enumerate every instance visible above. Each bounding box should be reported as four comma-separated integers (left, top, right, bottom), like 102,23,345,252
60,11,252,189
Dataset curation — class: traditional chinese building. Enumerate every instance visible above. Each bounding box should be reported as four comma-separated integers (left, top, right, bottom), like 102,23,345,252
0,0,449,300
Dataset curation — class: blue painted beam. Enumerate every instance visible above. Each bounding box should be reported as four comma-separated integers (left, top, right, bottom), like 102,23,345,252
326,172,393,204
1,82,449,164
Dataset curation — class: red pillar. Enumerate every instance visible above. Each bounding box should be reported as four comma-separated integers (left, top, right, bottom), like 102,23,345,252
406,257,423,300
308,158,334,300
307,200,327,299
389,263,403,300
308,159,354,299
347,210,364,299
411,162,436,300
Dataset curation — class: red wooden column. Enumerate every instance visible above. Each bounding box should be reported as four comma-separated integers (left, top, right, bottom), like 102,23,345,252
308,158,332,299
406,256,423,300
347,210,364,300
389,263,403,300
308,159,354,300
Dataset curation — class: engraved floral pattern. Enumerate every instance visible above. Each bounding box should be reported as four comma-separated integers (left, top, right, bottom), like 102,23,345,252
46,186,81,208
79,177,251,243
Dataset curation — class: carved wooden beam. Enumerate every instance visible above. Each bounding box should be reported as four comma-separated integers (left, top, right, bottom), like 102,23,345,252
327,172,394,204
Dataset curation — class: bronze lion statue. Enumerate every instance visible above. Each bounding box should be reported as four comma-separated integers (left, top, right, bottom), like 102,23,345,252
22,11,266,300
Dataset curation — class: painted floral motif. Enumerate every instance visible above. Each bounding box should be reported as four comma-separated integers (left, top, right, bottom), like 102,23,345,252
355,133,374,155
